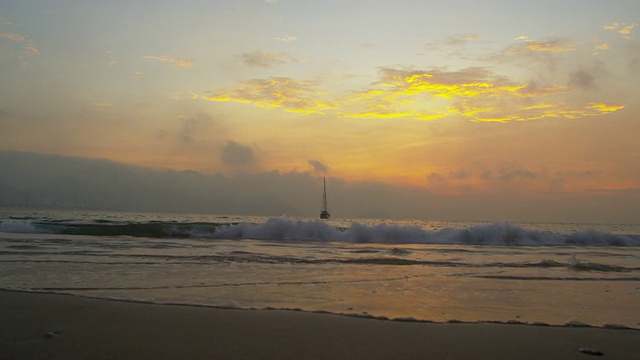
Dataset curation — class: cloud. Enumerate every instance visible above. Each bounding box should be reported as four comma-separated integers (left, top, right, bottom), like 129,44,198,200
499,168,536,181
1,151,638,223
176,113,216,145
428,172,446,183
428,170,470,183
602,22,638,39
344,67,623,123
0,31,25,41
220,141,255,166
568,62,605,90
425,34,482,52
202,77,334,114
586,103,623,113
0,16,12,25
593,42,609,53
101,50,117,66
444,34,481,46
341,67,527,120
308,159,328,174
0,109,11,120
569,70,596,89
0,16,38,66
23,44,39,56
506,38,576,54
449,170,470,180
178,116,198,144
143,55,194,69
557,170,602,179
201,64,624,123
275,35,298,42
358,42,376,49
265,0,279,3
240,52,299,68
476,168,537,181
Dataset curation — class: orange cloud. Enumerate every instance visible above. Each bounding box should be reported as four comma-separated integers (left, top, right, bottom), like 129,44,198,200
143,55,194,69
0,31,25,41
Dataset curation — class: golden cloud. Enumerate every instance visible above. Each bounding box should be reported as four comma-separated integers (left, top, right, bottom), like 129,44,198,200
602,22,638,39
202,77,334,114
521,103,559,110
143,55,194,69
340,67,528,120
587,103,624,113
201,67,625,123
472,102,624,123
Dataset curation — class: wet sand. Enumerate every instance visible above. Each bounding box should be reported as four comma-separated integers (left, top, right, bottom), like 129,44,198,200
1,290,639,360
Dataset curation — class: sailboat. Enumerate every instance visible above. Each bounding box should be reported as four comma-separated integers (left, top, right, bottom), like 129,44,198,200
320,177,331,219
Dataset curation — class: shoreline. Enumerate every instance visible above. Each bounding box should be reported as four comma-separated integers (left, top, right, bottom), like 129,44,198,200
3,289,638,331
2,290,639,359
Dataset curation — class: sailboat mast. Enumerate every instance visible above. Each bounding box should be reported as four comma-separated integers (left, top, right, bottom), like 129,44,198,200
320,177,331,219
322,177,328,211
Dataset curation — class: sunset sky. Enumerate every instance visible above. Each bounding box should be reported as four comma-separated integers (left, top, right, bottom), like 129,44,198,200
1,1,639,222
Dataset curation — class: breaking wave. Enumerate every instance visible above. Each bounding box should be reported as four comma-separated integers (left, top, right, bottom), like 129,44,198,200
3,217,638,246
211,219,640,246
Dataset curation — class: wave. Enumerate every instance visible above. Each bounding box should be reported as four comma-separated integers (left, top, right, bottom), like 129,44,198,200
3,251,638,274
1,217,639,246
210,219,640,246
0,219,226,238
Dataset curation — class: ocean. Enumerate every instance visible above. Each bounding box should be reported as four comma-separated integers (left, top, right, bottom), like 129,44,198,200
1,208,639,329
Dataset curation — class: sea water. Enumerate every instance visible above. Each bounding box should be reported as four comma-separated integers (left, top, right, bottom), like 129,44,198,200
1,208,639,328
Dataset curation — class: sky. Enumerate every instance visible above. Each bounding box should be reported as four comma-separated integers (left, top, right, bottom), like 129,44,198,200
1,0,639,223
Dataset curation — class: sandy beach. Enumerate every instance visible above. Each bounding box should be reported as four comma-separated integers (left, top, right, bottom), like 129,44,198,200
1,290,638,360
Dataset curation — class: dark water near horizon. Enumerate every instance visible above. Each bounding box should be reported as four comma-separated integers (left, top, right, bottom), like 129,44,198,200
1,209,639,329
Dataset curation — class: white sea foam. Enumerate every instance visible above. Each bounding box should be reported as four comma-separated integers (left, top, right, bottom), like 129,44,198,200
212,218,640,246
